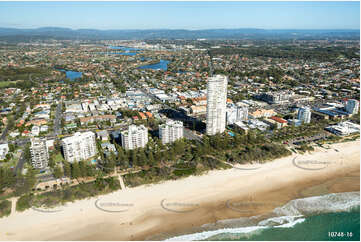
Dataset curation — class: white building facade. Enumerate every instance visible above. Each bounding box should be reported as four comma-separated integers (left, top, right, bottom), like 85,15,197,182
61,132,97,163
206,75,228,135
30,138,49,169
121,125,148,150
237,105,249,121
0,143,9,160
297,107,312,124
346,99,359,115
226,104,249,125
159,120,184,144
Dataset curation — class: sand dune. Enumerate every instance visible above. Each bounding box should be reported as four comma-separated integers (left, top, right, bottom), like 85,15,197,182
0,140,359,241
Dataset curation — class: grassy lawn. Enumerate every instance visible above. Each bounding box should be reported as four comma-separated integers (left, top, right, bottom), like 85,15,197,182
52,152,64,163
0,81,16,88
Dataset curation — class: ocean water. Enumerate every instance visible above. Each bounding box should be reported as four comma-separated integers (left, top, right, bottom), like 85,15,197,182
166,192,360,241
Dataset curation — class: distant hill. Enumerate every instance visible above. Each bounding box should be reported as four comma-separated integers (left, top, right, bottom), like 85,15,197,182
0,27,359,41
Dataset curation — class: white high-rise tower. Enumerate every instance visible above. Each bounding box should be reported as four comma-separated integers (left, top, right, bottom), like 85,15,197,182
346,99,359,115
30,138,49,169
206,75,228,135
297,106,312,124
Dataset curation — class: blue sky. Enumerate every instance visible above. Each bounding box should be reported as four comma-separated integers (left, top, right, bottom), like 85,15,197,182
0,1,359,30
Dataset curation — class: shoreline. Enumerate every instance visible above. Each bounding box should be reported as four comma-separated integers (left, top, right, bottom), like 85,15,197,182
0,140,359,241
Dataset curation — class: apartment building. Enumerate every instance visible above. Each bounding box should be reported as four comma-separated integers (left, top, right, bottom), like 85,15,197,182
258,91,294,104
121,125,148,150
61,132,97,163
226,104,249,125
206,75,228,135
159,120,184,144
30,138,49,169
346,99,359,115
298,106,312,124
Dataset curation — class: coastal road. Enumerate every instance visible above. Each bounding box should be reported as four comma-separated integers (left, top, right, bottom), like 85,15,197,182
13,138,30,147
53,101,63,137
13,138,30,175
0,123,9,142
14,148,27,175
184,128,203,143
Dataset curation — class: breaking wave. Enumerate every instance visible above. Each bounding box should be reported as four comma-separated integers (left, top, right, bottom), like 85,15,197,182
165,192,360,241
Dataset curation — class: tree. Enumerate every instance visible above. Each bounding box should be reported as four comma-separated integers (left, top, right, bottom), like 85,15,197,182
14,168,36,196
54,165,63,179
71,162,81,179
78,160,87,177
85,164,96,177
168,148,176,162
184,151,193,161
130,150,137,168
147,151,155,166
63,161,71,177
116,147,128,169
48,157,55,169
8,143,15,153
23,144,31,164
105,157,116,173
137,150,147,167
0,167,16,191
5,153,11,160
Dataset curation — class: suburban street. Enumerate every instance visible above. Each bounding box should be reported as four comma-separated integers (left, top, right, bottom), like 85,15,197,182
0,123,9,142
14,148,26,175
53,101,63,137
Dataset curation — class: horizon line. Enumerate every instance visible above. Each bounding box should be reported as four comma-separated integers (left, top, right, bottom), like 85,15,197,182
1,26,360,31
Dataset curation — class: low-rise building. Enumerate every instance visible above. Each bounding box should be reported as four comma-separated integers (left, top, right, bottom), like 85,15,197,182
325,121,360,136
190,105,207,115
267,116,288,129
31,125,40,136
249,109,277,119
79,115,116,125
96,130,109,141
258,91,294,104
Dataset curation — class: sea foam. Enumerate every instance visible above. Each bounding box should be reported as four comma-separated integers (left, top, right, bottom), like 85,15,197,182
165,192,359,241
273,192,360,217
165,216,306,241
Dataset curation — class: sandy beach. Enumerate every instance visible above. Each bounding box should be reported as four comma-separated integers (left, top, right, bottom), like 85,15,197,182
0,140,359,241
